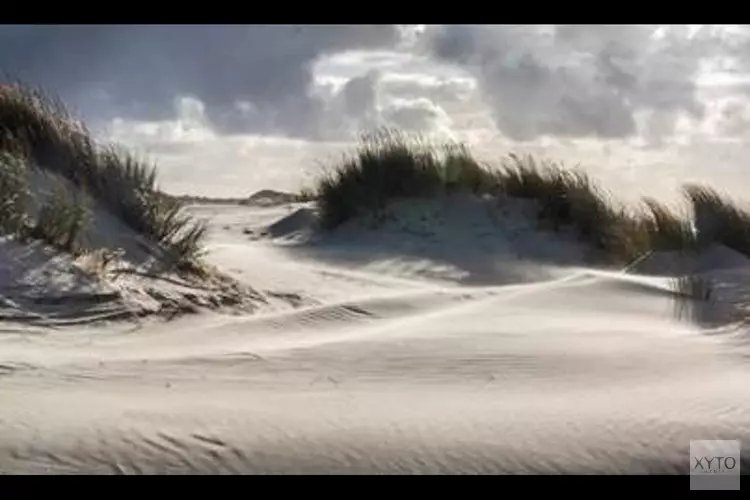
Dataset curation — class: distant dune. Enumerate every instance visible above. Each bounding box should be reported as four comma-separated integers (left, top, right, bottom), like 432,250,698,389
241,189,304,207
170,189,305,208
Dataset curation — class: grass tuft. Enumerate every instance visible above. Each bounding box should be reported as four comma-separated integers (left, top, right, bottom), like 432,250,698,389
0,151,31,235
497,154,638,262
639,198,697,253
316,130,443,228
26,180,90,254
0,83,206,270
684,185,750,254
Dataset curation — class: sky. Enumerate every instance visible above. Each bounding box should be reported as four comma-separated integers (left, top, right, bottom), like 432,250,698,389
3,24,750,205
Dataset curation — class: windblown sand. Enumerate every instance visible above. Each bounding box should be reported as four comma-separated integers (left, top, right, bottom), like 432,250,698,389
1,198,749,474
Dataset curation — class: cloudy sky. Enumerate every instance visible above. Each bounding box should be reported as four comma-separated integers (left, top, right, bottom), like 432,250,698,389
3,24,750,204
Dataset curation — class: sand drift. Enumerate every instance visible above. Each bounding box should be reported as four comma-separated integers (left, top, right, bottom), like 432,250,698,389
1,199,749,474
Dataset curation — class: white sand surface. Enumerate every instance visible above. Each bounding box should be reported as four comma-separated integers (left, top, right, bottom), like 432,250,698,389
1,197,749,474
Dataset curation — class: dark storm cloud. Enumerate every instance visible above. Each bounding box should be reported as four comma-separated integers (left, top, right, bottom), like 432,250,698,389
0,25,401,137
420,25,716,142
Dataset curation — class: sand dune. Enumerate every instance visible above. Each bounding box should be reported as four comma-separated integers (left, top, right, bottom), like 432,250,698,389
1,198,749,474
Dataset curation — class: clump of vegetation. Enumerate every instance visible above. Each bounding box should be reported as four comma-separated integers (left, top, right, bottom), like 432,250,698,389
495,154,640,262
0,153,90,254
313,130,636,262
26,180,91,254
638,198,697,253
0,151,30,235
312,129,750,267
315,130,514,228
0,83,206,271
315,130,445,228
684,185,750,254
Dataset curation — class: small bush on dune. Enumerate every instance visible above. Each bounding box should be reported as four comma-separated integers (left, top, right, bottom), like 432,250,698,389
0,83,206,271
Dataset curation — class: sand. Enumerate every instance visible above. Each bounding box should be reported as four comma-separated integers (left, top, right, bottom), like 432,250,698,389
1,196,749,474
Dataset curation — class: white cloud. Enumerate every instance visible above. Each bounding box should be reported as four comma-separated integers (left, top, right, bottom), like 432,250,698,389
381,97,454,137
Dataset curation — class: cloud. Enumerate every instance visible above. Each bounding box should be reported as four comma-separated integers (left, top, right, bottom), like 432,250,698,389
380,73,477,104
0,25,402,139
314,70,384,140
312,67,458,139
103,105,351,197
7,24,750,203
381,97,453,135
710,97,750,138
419,25,719,142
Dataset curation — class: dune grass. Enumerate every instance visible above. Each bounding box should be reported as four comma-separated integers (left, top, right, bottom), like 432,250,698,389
0,152,30,236
314,131,640,262
495,154,643,262
26,180,91,254
0,83,206,270
313,130,750,266
638,198,697,253
316,130,443,227
684,185,750,254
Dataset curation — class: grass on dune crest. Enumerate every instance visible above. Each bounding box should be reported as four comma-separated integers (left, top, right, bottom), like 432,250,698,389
314,130,640,263
313,129,750,267
0,152,29,236
684,184,750,255
638,198,697,253
0,83,206,271
495,153,641,262
25,179,91,254
315,130,447,227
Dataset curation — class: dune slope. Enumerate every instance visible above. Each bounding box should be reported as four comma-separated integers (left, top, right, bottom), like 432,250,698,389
1,198,749,474
0,86,263,323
